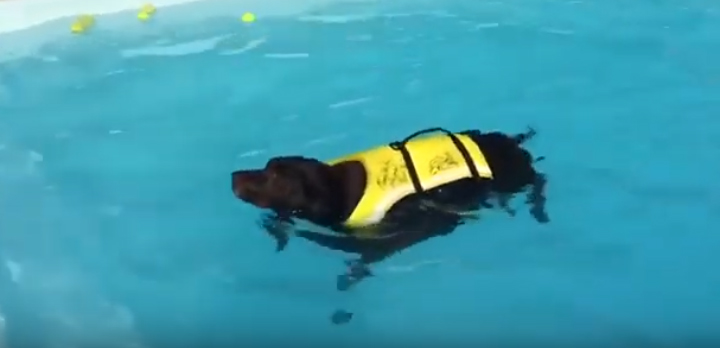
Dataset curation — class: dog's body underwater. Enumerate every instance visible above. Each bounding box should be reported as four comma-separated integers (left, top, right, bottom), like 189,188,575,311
231,127,549,289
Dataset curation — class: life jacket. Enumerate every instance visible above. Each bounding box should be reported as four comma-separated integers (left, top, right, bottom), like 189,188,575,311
327,128,493,228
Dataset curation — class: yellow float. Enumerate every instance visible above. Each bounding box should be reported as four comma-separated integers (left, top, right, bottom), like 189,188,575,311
240,12,256,23
138,3,157,21
70,14,95,34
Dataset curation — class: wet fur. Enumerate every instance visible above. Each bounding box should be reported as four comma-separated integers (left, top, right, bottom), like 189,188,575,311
231,128,549,265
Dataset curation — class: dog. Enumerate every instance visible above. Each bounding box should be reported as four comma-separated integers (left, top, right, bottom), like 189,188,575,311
231,127,549,290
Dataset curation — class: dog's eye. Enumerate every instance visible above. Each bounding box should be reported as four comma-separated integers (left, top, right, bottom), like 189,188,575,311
263,170,280,185
266,159,283,170
267,164,289,177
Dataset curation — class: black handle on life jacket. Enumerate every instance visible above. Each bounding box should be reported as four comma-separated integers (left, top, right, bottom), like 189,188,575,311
388,127,481,194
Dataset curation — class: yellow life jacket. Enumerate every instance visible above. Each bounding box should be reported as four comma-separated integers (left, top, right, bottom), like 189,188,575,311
327,128,493,229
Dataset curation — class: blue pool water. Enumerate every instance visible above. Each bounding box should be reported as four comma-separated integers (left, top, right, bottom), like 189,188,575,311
1,0,720,347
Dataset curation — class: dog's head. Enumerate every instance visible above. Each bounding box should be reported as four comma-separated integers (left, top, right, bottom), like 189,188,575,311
231,156,337,218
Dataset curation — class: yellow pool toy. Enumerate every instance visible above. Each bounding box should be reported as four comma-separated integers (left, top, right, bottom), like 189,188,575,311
70,14,95,34
241,12,256,23
138,3,157,21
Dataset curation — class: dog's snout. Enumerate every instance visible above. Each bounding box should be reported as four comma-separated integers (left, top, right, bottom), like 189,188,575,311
231,169,266,200
231,171,242,182
231,171,246,198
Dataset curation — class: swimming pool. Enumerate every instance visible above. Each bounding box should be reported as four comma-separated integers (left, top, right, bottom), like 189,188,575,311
1,0,720,347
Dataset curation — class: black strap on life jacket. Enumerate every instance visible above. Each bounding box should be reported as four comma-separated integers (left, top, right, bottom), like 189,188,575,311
388,127,481,194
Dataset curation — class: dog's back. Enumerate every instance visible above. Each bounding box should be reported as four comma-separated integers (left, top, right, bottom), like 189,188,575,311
383,128,547,228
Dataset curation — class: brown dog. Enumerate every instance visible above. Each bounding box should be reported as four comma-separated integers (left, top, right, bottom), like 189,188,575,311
231,128,548,290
